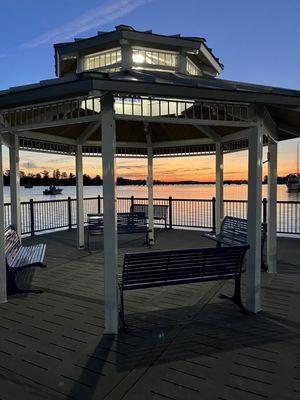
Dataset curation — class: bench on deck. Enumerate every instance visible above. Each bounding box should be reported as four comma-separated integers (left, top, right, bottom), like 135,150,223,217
202,216,267,270
86,212,150,249
130,203,169,229
5,226,46,294
119,244,249,327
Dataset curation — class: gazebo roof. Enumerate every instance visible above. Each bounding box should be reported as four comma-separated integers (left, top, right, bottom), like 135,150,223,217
0,27,299,157
1,70,300,108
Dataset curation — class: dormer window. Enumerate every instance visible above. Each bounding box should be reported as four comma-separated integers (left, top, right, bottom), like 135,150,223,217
83,47,122,71
186,57,201,76
132,47,178,70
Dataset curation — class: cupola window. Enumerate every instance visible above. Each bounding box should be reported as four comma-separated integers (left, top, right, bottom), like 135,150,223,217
83,47,122,71
132,47,178,68
186,57,201,76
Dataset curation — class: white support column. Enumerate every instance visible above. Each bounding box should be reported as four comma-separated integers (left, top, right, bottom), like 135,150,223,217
9,135,21,238
101,93,118,334
246,124,263,313
0,142,7,303
215,142,224,234
267,141,278,273
76,144,84,249
145,124,154,245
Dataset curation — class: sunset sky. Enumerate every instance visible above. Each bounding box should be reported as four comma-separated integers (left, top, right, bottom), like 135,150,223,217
1,0,299,181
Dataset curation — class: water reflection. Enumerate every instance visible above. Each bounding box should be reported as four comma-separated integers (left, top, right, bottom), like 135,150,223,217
3,184,299,202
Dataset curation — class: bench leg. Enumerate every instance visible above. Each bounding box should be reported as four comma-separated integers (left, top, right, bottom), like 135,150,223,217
219,277,247,313
7,272,43,295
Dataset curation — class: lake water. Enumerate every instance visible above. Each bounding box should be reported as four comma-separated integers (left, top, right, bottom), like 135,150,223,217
3,184,300,203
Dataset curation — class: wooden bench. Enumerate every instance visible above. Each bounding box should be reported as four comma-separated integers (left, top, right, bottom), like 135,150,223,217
130,203,169,229
86,212,151,249
119,245,249,327
5,226,46,294
202,216,267,270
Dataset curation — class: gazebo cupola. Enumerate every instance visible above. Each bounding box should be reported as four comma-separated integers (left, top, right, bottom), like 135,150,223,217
54,25,223,78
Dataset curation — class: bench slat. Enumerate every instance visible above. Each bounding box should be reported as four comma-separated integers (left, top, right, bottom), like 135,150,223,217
5,225,46,293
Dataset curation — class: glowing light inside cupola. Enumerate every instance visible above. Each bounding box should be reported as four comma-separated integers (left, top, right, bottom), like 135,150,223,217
132,53,145,63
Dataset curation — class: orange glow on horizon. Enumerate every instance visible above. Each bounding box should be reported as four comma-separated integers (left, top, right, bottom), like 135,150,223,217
1,139,298,182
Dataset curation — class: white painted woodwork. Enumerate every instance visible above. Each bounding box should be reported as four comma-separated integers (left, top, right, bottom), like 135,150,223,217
195,125,221,142
215,143,224,234
146,125,154,244
0,142,7,303
267,142,278,273
101,93,118,334
9,135,21,239
75,144,84,249
246,124,263,313
76,122,101,144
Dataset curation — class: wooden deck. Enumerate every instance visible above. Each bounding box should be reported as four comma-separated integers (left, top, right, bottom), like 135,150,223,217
0,229,299,400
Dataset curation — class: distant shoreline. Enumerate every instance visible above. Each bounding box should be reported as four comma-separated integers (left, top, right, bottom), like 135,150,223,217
13,182,287,187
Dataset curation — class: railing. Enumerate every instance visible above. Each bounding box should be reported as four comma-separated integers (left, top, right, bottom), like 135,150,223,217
3,196,300,236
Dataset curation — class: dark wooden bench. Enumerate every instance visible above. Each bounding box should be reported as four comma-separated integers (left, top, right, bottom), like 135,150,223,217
202,216,267,270
130,203,169,229
5,226,46,294
119,244,249,327
86,212,151,249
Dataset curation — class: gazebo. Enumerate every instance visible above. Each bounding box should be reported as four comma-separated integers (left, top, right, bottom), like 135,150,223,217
0,25,300,334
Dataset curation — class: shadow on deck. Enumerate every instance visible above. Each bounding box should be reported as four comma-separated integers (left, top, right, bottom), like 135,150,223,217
0,229,299,400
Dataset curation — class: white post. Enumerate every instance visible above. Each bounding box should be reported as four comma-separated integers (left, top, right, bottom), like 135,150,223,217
215,142,224,234
76,144,84,249
0,142,7,303
9,135,21,238
246,124,263,313
146,125,154,245
101,93,118,334
267,141,277,273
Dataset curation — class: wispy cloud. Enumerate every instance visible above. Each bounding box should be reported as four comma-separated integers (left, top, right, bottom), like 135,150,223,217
22,0,154,49
0,54,8,59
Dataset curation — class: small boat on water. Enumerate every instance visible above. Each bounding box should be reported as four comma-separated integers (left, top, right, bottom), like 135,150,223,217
43,186,63,195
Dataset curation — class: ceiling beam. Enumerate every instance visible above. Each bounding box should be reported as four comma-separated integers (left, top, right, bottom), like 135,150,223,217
76,121,101,144
0,132,12,147
115,114,255,128
263,106,278,142
278,123,300,138
20,130,76,145
221,127,253,143
194,125,221,142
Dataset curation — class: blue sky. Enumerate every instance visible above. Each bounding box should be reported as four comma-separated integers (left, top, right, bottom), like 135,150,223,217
0,0,299,179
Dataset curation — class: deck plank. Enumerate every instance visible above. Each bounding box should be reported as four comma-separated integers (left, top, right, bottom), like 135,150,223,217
0,229,299,400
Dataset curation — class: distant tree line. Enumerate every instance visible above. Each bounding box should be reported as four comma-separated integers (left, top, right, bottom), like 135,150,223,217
1,169,291,186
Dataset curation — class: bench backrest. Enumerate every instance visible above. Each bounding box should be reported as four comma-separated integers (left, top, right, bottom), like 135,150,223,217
117,212,147,232
131,204,168,219
122,245,249,290
87,212,147,234
221,216,266,244
4,226,21,264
